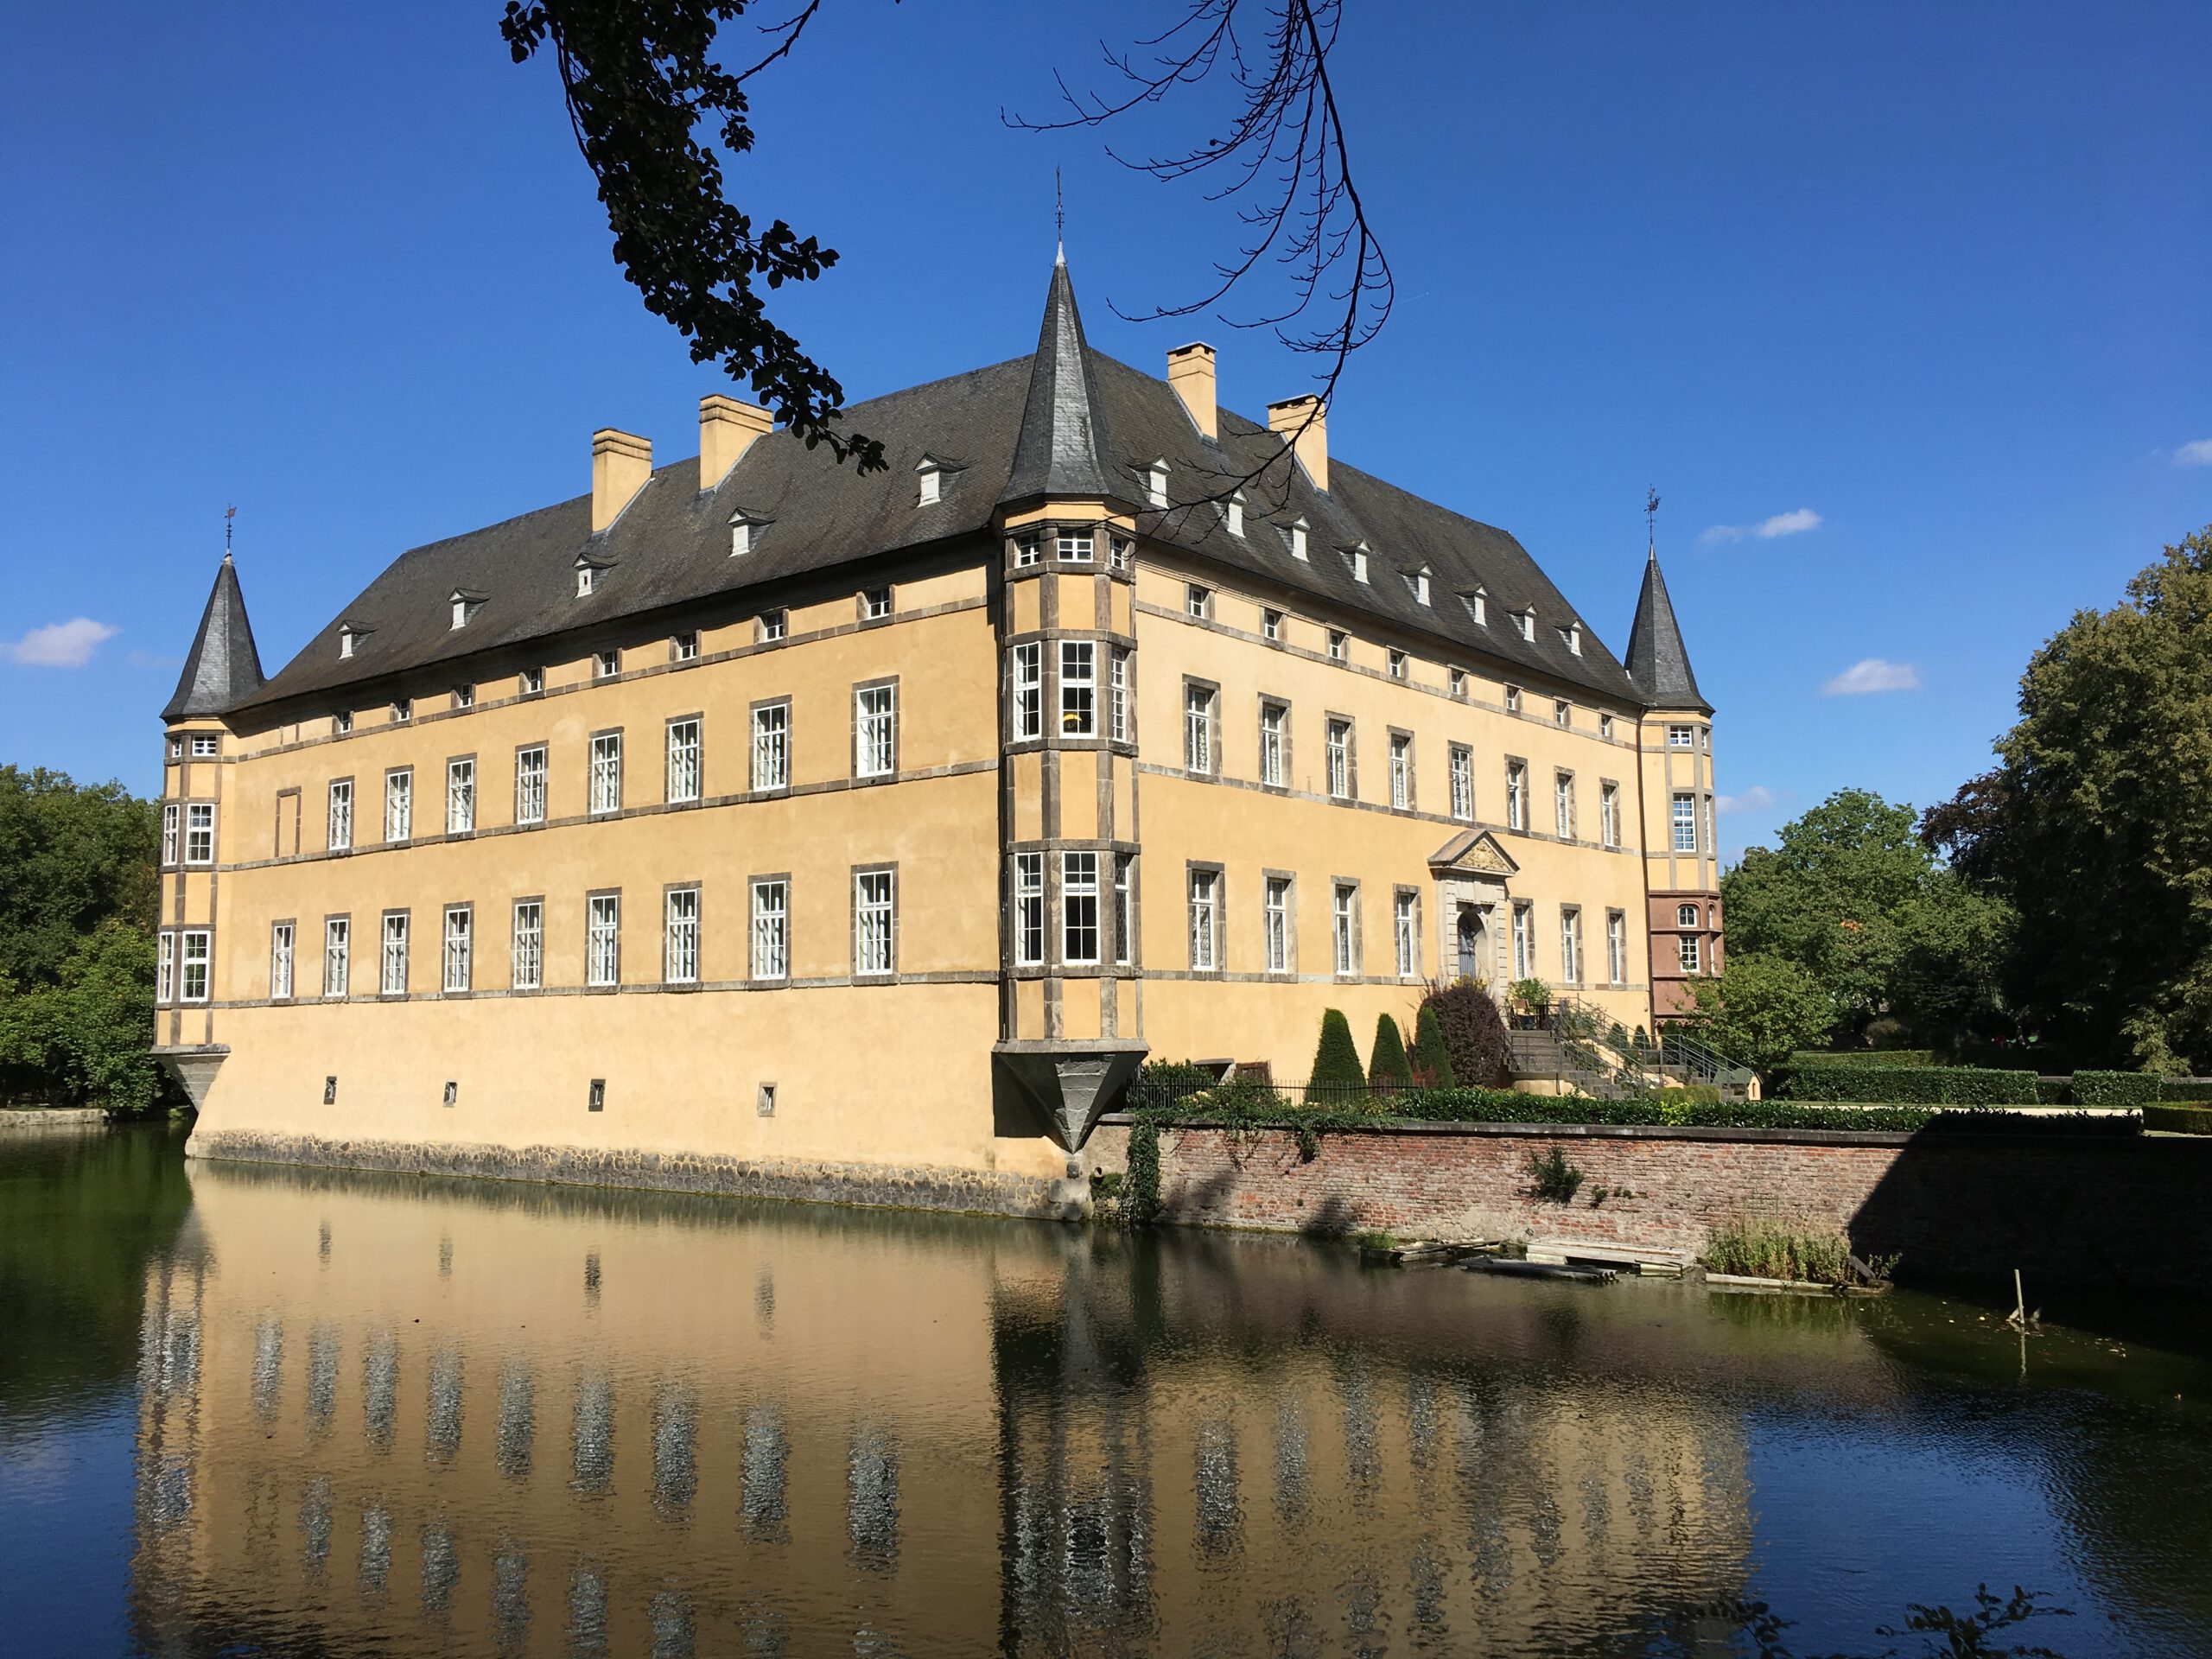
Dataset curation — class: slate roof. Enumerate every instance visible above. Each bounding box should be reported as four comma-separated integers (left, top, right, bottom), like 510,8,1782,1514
1624,550,1710,713
163,555,266,721
236,259,1665,718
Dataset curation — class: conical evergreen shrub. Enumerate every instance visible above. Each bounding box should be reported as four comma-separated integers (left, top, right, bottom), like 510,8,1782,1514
1368,1014,1414,1088
1412,1004,1457,1087
1308,1008,1367,1101
1422,979,1511,1088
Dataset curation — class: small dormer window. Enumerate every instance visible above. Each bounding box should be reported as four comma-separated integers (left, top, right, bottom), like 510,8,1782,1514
1225,493,1246,537
1147,460,1169,509
1562,623,1583,656
1342,546,1369,583
448,592,484,631
1407,568,1431,606
1462,589,1488,626
339,628,356,659
1517,608,1535,642
916,457,944,507
576,566,597,598
1287,518,1309,562
728,511,769,557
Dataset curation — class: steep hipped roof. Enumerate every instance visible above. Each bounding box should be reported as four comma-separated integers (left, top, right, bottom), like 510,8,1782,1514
235,258,1660,719
1624,550,1709,713
162,555,266,721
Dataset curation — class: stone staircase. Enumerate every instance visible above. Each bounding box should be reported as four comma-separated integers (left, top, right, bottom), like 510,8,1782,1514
1505,996,1757,1102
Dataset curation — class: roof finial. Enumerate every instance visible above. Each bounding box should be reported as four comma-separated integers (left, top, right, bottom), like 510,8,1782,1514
224,504,237,563
1054,167,1065,266
1644,486,1660,558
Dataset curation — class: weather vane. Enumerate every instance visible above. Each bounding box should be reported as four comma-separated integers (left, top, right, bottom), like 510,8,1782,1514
1645,486,1660,548
226,504,237,556
1054,167,1065,260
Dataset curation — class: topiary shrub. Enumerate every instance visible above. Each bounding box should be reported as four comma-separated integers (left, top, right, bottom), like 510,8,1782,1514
2071,1070,2161,1108
1368,1014,1413,1088
1411,1004,1456,1088
1308,1008,1367,1104
1421,978,1510,1089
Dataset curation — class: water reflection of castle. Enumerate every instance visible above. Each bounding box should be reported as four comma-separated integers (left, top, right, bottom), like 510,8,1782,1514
133,1166,1753,1656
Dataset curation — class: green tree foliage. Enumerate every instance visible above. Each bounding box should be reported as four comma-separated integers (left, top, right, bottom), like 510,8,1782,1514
1410,1003,1456,1087
1307,1008,1366,1092
1366,1014,1412,1087
1925,527,2212,1071
1723,788,2013,1046
1687,952,1837,1077
0,925,168,1113
1421,978,1510,1088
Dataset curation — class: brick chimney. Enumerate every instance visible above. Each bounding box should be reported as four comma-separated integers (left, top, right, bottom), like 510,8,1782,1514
1267,395,1327,492
699,394,772,489
1166,342,1217,441
591,429,652,533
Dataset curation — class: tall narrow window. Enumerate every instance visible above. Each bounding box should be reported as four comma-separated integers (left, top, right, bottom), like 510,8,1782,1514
1186,583,1211,620
1264,876,1292,973
380,912,410,996
1606,911,1628,986
1449,745,1473,822
666,718,702,804
1262,608,1282,642
1511,902,1534,980
750,880,788,981
270,922,295,1000
1554,699,1572,728
1679,935,1702,974
1113,854,1134,965
1258,702,1286,787
1184,684,1215,774
185,803,215,865
512,901,543,991
1560,907,1582,985
752,703,789,790
1327,629,1347,663
515,747,547,825
1505,761,1527,831
1062,853,1100,964
443,906,473,994
1599,714,1615,741
1705,796,1717,858
1332,884,1357,976
1388,649,1408,681
180,930,211,1004
1014,533,1041,568
1673,792,1698,853
1326,719,1352,800
1504,686,1522,715
161,803,179,865
1188,869,1219,971
446,759,475,835
1109,649,1131,743
1395,893,1419,979
1389,734,1412,810
323,918,350,997
1600,782,1620,849
327,779,353,850
855,683,896,778
1010,644,1042,741
589,733,624,816
1014,855,1044,967
156,931,175,1003
666,887,701,985
385,771,412,843
1555,772,1575,840
587,895,620,987
854,870,894,976
1059,642,1095,736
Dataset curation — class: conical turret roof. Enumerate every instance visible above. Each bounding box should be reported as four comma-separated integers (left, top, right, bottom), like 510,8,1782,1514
1624,549,1709,713
998,255,1117,505
162,555,266,722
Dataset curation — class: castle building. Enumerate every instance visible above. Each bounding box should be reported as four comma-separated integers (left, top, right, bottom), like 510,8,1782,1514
154,257,1722,1212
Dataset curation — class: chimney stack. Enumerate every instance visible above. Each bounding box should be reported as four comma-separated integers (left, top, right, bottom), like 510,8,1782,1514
590,429,653,533
1267,395,1328,492
699,394,772,489
1166,342,1218,441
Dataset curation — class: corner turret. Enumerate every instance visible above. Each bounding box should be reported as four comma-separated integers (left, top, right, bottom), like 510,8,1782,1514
162,553,266,722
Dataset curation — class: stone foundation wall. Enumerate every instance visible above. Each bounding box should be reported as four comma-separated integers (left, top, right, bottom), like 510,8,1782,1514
1087,1116,2212,1293
189,1128,1084,1222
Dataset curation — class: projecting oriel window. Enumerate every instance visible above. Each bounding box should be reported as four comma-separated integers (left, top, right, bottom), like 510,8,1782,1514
161,804,179,866
515,746,547,825
185,803,215,865
1679,935,1702,975
156,931,174,1004
191,734,220,757
512,901,543,991
1677,903,1700,929
1114,854,1134,965
1014,534,1041,569
1059,642,1095,736
1014,854,1044,967
1062,852,1100,965
751,702,789,791
1109,649,1132,743
854,869,894,976
1057,528,1094,563
1673,791,1698,853
1010,644,1042,742
1669,724,1695,749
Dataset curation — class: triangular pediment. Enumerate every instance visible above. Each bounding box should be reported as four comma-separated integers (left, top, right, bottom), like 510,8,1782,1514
1429,829,1519,877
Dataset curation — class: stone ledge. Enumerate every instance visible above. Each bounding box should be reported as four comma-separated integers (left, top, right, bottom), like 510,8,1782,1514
188,1129,1086,1222
0,1107,111,1130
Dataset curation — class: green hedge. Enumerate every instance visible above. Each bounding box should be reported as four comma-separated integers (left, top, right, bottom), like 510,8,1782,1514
2034,1077,2072,1105
2072,1071,2163,1108
1781,1064,2042,1105
2145,1103,2212,1135
2161,1079,2212,1103
1787,1049,1937,1068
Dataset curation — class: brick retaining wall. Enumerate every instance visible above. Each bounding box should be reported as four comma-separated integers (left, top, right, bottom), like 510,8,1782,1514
1087,1116,2212,1294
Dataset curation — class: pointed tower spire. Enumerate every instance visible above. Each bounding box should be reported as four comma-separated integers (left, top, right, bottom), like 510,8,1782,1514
999,256,1116,506
1624,547,1709,714
162,554,267,722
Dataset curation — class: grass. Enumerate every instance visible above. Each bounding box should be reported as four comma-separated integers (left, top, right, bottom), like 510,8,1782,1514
1700,1217,1858,1286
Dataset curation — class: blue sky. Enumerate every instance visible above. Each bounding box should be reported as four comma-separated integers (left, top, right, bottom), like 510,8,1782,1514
3,3,2206,856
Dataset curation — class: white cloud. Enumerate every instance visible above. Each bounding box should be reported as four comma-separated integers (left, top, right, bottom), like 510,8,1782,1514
0,618,119,668
1700,507,1823,545
1717,785,1778,815
2177,438,2212,467
1821,658,1922,696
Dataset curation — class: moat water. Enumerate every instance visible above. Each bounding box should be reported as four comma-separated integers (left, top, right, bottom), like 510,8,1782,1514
3,1125,2209,1658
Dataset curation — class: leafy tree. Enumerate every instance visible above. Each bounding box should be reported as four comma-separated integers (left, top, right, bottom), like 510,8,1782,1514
1410,1003,1455,1087
1420,979,1510,1088
1307,1008,1365,1093
1686,952,1835,1077
0,766,159,988
1366,1014,1412,1086
0,925,167,1112
1925,525,2212,1071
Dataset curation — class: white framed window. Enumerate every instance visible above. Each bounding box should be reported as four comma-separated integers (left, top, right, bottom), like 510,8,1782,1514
1600,713,1615,741
1511,902,1534,980
1014,854,1044,967
1287,518,1309,561
1014,534,1041,569
1405,568,1431,606
576,565,597,598
1147,460,1169,509
1395,892,1419,979
1185,583,1211,620
1706,795,1717,857
1259,702,1287,787
1516,608,1535,642
854,869,894,976
666,718,702,804
673,630,699,661
1109,649,1132,743
1505,761,1527,831
1679,935,1702,975
1262,607,1282,642
1188,869,1220,972
323,918,350,998
1560,907,1582,986
156,930,175,1003
1264,876,1292,974
1225,492,1245,537
1114,854,1134,965
589,733,623,816
594,648,620,679
180,929,211,1003
443,906,473,994
384,771,412,842
855,683,896,778
512,901,543,991
1326,719,1352,800
1607,911,1628,987
1059,642,1095,737
1184,684,1216,774
519,667,544,696
1388,649,1408,681
1062,852,1100,964
339,627,357,659
1504,685,1522,715
1555,772,1575,840
759,609,786,643
1327,629,1347,664
1389,733,1412,810
1677,903,1700,929
1010,643,1042,742
161,803,180,865
1449,745,1473,822
1056,528,1094,563
751,702,790,791
1566,623,1583,656
380,912,410,996
185,803,215,865
666,887,701,985
750,880,788,980
1554,699,1572,728
1600,782,1621,849
1462,589,1488,626
1669,724,1695,749
1109,534,1133,571
862,586,892,620
1332,884,1357,976
452,683,475,709
334,710,353,734
446,759,475,835
1449,668,1466,699
270,922,295,1000
515,747,547,825
917,464,942,507
392,698,412,724
1673,792,1698,853
168,736,183,760
587,894,620,987
1344,546,1369,583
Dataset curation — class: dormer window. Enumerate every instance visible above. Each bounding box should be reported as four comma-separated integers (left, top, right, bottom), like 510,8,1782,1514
1403,567,1431,606
1461,589,1487,626
338,626,358,659
915,454,952,507
1561,623,1583,656
1225,492,1246,537
575,565,597,598
1147,460,1169,509
448,590,485,631
1517,607,1535,642
1287,518,1309,562
1341,545,1369,583
728,509,771,557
